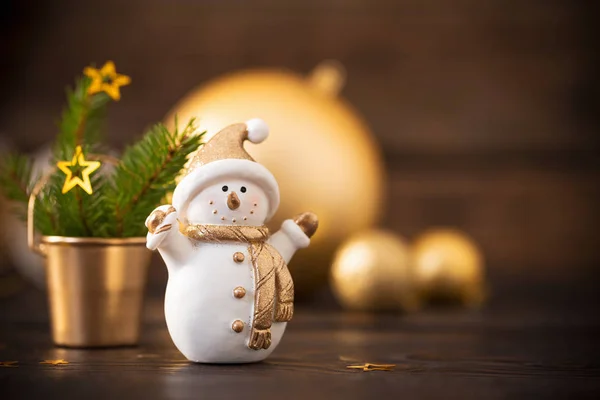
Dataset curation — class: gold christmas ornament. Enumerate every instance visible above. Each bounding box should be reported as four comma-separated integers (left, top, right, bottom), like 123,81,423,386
56,146,101,195
411,228,486,307
164,61,385,296
330,230,421,312
83,60,131,101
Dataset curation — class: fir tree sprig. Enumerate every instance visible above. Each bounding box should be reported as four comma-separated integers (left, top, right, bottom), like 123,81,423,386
0,154,34,209
107,118,203,237
0,62,204,239
54,77,110,161
41,76,111,237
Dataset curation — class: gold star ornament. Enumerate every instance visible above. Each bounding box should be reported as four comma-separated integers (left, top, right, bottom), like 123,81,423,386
57,146,101,195
84,61,131,101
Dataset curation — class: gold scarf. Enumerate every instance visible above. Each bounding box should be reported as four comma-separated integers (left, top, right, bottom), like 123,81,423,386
179,223,294,351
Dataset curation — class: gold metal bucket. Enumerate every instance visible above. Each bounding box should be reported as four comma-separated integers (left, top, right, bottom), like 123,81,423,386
28,172,151,347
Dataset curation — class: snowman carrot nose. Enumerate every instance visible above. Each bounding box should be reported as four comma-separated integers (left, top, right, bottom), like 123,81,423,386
227,191,241,210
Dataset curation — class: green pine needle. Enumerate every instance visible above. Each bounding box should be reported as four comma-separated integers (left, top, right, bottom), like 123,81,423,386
36,76,111,237
54,77,110,161
0,153,34,207
0,71,204,239
107,118,203,237
0,153,55,233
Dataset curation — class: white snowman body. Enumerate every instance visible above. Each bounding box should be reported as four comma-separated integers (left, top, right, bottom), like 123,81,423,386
146,119,312,364
163,241,285,363
153,216,307,363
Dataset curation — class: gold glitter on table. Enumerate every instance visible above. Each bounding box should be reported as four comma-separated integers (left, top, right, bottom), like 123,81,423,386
346,363,396,372
40,359,69,365
0,361,18,367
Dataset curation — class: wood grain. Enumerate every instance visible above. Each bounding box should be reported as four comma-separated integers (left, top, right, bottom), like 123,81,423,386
1,290,599,399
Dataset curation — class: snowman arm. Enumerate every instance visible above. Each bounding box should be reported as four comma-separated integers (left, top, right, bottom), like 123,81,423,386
146,216,194,267
268,219,310,264
153,230,193,267
145,206,191,255
146,210,177,250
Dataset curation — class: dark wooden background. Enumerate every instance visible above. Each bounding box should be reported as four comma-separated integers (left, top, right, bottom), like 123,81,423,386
1,1,599,398
1,0,599,292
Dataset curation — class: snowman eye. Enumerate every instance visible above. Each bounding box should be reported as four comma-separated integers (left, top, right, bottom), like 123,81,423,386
240,186,247,193
222,185,228,192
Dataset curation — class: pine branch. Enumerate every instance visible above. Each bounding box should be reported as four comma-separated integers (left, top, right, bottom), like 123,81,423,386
106,118,203,237
44,77,111,237
80,170,112,237
0,154,32,206
74,185,92,236
35,188,57,236
42,174,86,236
0,153,55,233
53,77,110,161
0,69,201,239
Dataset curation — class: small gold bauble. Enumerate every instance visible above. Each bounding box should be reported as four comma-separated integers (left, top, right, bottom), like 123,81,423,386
330,230,421,312
411,228,486,307
164,61,385,297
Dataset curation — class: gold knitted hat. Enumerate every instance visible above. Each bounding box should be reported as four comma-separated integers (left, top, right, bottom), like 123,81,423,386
186,119,269,176
172,118,280,220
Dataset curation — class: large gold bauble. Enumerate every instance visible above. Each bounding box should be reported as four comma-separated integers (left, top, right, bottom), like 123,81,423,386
330,230,421,312
164,61,385,297
411,228,486,307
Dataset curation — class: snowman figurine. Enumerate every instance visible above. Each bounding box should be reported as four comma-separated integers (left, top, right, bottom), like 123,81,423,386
145,119,318,363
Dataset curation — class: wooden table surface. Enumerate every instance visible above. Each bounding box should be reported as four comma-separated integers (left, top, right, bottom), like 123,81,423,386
1,280,599,400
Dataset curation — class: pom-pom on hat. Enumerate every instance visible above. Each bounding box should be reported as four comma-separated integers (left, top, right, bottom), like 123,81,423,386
172,118,280,220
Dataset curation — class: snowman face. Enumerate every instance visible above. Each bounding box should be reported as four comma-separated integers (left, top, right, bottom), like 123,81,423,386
185,179,270,226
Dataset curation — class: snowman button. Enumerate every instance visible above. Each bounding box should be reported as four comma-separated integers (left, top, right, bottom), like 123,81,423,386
233,252,245,263
232,320,245,333
233,286,246,299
